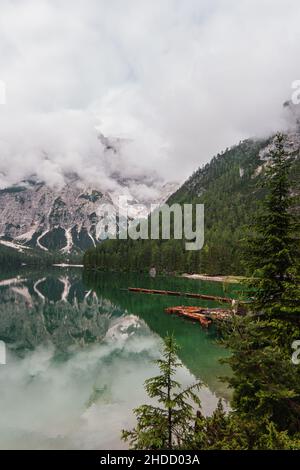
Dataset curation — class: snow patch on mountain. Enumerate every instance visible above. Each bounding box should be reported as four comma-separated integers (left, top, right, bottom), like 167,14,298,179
0,239,32,253
0,176,178,253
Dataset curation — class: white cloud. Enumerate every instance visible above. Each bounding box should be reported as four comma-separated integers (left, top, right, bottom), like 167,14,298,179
0,0,299,189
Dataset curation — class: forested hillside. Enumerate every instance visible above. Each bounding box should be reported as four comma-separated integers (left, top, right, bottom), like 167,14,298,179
84,135,299,276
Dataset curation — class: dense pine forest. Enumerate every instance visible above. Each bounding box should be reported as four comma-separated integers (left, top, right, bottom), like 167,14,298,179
84,135,300,275
121,134,300,450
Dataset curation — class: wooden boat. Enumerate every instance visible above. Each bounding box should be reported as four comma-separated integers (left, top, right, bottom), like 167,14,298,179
165,305,233,328
126,287,244,327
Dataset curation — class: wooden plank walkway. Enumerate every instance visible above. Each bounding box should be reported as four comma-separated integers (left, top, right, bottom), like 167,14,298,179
125,287,247,328
127,287,234,304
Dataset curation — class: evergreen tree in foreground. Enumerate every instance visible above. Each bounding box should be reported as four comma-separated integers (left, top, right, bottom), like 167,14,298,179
196,133,300,446
122,335,201,449
122,133,300,449
222,133,300,435
244,133,299,316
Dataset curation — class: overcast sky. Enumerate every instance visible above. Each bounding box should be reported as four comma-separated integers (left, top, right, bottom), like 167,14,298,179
0,0,299,190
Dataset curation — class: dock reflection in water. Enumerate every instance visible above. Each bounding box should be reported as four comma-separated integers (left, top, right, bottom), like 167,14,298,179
0,268,233,449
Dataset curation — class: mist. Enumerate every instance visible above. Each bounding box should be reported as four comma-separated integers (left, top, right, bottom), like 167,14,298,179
0,0,299,190
0,316,220,449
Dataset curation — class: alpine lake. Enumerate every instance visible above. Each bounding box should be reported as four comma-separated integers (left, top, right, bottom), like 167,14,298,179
0,267,242,449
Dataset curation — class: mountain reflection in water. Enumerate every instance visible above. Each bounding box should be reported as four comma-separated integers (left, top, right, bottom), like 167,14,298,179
0,268,233,449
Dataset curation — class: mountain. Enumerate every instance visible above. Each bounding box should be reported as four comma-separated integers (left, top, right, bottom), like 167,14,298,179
83,124,300,275
0,158,177,256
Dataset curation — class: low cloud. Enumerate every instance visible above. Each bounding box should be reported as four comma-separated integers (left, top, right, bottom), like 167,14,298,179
0,0,299,190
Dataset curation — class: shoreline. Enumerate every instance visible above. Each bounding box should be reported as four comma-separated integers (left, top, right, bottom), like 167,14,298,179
52,263,84,268
182,273,246,284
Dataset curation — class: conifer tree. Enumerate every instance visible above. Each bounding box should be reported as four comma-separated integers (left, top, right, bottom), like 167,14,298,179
122,335,201,449
223,133,300,434
244,133,299,316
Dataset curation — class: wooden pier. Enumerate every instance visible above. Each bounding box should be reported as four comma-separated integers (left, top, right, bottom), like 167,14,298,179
126,286,245,328
127,287,234,304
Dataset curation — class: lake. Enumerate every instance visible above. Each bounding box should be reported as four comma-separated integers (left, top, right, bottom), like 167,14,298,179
0,267,239,449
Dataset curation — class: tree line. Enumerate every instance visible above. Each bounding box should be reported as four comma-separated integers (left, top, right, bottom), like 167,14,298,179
84,137,299,276
121,134,300,450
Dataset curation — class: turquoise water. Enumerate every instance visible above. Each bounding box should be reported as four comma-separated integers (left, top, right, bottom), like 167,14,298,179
0,267,237,449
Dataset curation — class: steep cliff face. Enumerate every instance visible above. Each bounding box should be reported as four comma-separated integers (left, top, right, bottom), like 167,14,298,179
0,128,178,254
0,177,177,253
0,180,112,252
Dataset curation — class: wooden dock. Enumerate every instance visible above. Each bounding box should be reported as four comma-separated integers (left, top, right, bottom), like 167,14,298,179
127,287,234,304
126,286,246,328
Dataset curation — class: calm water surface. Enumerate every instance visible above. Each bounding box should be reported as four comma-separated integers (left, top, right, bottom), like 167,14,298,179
0,267,240,449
